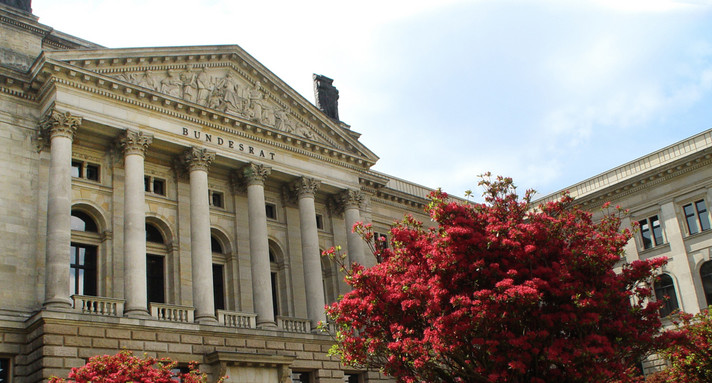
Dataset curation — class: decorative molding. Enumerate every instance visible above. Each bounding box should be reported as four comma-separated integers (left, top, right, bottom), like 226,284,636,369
37,109,81,150
329,189,363,216
182,146,215,172
241,163,271,187
117,129,153,157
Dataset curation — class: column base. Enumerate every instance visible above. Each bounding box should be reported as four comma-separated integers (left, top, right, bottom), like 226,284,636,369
42,297,73,311
195,315,218,325
257,321,278,330
124,308,152,319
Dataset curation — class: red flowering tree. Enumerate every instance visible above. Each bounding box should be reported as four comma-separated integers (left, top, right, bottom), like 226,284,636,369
49,351,219,383
325,175,667,383
651,309,712,382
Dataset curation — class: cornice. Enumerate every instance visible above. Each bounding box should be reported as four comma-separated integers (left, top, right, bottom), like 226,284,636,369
32,60,375,172
541,150,712,211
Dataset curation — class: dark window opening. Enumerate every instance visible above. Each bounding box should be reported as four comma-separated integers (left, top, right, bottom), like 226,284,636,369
316,214,324,230
639,215,663,249
210,191,224,208
701,261,712,307
211,236,223,254
146,223,165,244
291,372,312,383
147,255,165,304
344,373,361,383
71,161,82,178
213,264,225,311
265,203,276,220
684,200,711,235
271,271,279,317
70,243,97,296
85,164,100,181
654,274,679,317
0,357,10,383
71,211,98,232
71,160,100,182
153,178,165,196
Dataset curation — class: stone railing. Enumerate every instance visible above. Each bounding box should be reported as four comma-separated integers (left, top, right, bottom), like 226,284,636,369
216,310,257,329
149,303,194,323
276,316,311,333
72,295,124,317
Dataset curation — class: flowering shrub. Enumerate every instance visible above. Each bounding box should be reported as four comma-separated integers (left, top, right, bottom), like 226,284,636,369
49,350,220,383
653,308,712,382
325,175,667,383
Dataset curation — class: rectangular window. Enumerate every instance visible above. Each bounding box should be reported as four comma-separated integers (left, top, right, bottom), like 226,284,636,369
213,263,225,310
315,214,324,230
291,372,312,383
265,203,276,220
71,161,83,178
85,164,100,181
684,200,711,235
344,374,361,383
71,160,100,182
70,243,97,296
0,357,11,383
638,215,663,249
374,232,389,250
209,190,224,208
146,255,165,304
153,178,165,196
144,176,166,196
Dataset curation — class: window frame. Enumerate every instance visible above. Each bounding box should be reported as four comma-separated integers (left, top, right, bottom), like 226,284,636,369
144,175,167,196
71,159,101,182
208,189,225,209
0,355,12,383
682,199,712,235
70,210,101,297
265,202,277,220
654,273,680,317
637,215,664,250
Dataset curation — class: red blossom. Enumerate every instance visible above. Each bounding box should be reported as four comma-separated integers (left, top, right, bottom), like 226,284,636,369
326,175,666,383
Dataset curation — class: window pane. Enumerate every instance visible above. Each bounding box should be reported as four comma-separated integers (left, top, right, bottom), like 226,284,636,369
696,200,711,232
71,211,98,232
265,203,276,219
655,274,679,317
71,161,82,178
144,176,151,192
213,264,225,310
701,261,712,307
0,357,10,383
684,204,699,234
650,216,664,246
153,179,165,195
85,164,100,181
147,255,165,303
271,272,279,317
146,224,165,243
211,236,223,254
212,192,223,208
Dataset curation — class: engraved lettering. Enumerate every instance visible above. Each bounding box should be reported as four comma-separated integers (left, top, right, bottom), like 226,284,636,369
183,128,189,136
217,137,224,145
249,146,254,154
229,140,234,148
270,153,275,160
194,131,201,139
259,150,265,157
239,144,244,151
205,134,212,142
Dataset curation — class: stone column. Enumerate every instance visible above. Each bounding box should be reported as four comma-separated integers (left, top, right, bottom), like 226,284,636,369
184,147,217,323
243,163,276,328
340,189,366,266
294,177,326,329
118,129,153,318
41,110,81,310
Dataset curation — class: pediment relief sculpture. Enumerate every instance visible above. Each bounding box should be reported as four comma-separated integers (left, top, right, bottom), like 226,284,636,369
111,66,319,142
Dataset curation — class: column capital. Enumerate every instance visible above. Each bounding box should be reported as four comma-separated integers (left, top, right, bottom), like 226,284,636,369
242,163,272,186
183,146,215,172
340,189,364,209
118,129,153,157
295,177,321,198
38,110,82,150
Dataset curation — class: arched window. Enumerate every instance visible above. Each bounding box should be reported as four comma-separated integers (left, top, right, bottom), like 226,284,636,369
700,261,712,307
211,234,226,311
70,210,99,296
654,274,679,317
146,222,166,304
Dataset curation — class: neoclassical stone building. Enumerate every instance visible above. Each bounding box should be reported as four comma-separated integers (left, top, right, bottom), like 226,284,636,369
535,130,712,372
0,2,433,382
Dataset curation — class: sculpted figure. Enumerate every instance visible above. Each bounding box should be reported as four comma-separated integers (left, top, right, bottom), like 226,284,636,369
196,67,212,106
295,123,315,140
160,69,182,98
274,107,289,131
180,65,198,102
248,81,265,123
208,87,224,110
217,72,244,114
261,107,276,126
137,70,158,91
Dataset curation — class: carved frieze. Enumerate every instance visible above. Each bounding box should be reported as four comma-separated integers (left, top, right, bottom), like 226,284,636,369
117,129,153,157
111,66,320,141
37,109,82,150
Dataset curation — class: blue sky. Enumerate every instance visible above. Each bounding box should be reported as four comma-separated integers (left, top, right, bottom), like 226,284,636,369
32,0,712,199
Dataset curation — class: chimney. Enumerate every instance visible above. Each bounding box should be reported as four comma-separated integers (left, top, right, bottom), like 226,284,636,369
313,74,339,121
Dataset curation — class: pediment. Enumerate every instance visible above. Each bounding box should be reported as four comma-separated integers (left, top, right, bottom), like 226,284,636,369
34,46,379,166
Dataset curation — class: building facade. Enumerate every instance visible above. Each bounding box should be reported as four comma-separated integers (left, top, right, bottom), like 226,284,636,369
535,130,712,372
0,3,433,382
